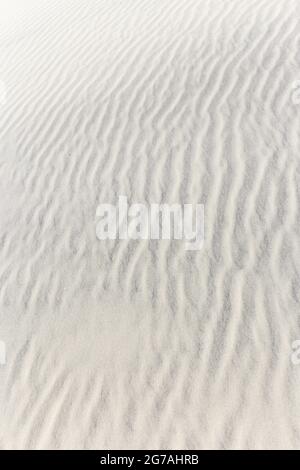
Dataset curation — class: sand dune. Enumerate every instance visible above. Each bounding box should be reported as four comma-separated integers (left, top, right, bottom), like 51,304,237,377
0,0,300,449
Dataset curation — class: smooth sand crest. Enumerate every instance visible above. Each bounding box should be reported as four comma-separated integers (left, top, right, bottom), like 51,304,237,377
1,0,300,449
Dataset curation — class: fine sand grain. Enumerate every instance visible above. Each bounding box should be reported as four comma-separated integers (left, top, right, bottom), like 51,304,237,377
0,0,300,449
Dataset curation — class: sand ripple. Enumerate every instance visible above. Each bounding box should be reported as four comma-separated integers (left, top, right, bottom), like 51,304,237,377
0,0,300,449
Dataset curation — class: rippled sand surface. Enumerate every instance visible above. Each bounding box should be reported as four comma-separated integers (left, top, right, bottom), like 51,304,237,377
0,0,300,449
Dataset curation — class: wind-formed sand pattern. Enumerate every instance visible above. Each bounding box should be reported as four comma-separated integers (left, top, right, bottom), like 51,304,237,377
0,0,300,449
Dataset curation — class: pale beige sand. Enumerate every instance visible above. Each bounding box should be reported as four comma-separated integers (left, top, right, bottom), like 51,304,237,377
1,0,300,450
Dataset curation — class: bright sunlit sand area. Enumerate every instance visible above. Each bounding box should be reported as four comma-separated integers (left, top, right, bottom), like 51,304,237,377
0,0,300,450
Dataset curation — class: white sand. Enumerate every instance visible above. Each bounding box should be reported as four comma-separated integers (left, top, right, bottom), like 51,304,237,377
0,0,300,450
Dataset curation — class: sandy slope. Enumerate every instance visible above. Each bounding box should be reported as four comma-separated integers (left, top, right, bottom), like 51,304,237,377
0,0,300,449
